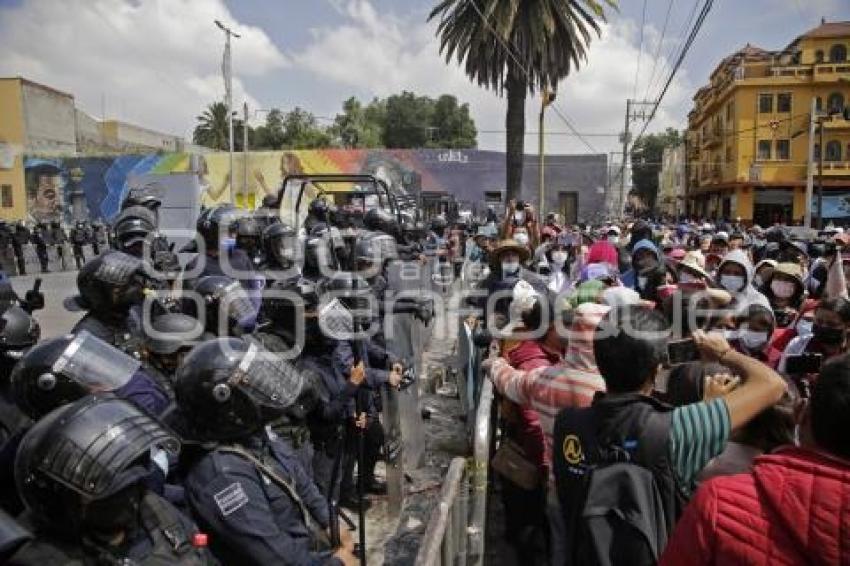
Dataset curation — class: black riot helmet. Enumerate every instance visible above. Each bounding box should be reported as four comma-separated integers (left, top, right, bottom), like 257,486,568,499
114,205,157,231
308,198,331,222
113,217,155,254
15,395,178,532
355,232,398,268
121,184,163,219
364,207,401,239
197,204,242,248
235,216,261,251
192,276,256,334
173,338,304,441
0,305,40,353
69,251,147,313
10,330,142,420
144,313,204,374
262,222,300,269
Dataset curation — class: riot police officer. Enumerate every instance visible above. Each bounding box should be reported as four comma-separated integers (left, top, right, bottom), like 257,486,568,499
321,274,403,506
174,338,358,566
8,395,213,565
187,205,262,290
69,220,89,269
11,222,29,276
64,251,151,354
235,216,265,267
190,275,258,337
29,224,49,273
48,221,66,270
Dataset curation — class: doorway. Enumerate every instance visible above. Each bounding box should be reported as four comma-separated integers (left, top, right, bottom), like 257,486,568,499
558,191,578,224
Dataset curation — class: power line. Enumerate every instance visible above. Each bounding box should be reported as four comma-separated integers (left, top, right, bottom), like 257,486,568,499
632,0,648,100
630,0,714,151
643,0,674,102
466,0,601,154
645,0,701,107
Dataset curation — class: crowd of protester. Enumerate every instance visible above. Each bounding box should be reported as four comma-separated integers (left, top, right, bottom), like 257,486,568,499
465,200,850,565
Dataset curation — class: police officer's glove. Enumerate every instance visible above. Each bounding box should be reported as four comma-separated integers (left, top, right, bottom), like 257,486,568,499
23,279,44,312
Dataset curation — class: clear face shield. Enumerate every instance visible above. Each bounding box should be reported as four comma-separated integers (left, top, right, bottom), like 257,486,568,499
228,342,303,412
52,330,141,392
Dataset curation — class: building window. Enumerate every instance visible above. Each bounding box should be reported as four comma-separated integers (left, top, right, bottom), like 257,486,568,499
816,97,823,112
776,139,790,160
825,141,842,162
726,101,734,121
815,50,824,63
757,140,772,160
830,44,847,63
725,146,732,163
827,92,845,114
777,93,792,113
814,144,821,159
758,94,773,113
0,185,11,208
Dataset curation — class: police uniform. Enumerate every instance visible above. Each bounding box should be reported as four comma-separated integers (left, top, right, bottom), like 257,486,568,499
9,493,212,566
184,433,341,566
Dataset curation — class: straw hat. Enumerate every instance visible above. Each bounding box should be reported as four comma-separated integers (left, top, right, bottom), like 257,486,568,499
490,239,531,263
677,251,711,280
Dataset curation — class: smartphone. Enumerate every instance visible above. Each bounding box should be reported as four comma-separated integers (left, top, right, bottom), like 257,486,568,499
785,353,822,375
667,338,699,365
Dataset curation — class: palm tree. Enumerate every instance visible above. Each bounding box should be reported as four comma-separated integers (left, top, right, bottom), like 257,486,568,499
429,0,615,203
193,101,230,150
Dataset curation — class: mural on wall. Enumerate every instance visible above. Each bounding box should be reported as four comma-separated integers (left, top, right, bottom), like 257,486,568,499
23,153,191,224
22,149,608,224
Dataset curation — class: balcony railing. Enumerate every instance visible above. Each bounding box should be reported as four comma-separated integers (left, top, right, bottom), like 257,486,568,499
821,161,850,175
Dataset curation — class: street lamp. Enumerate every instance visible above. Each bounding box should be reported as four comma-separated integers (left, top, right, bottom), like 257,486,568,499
214,19,240,205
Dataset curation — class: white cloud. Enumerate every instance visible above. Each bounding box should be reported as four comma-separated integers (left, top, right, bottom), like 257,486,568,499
291,0,695,155
0,0,288,139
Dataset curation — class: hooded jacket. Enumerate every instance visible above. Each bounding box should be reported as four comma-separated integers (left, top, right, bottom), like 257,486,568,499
660,446,850,566
621,239,663,291
715,249,771,315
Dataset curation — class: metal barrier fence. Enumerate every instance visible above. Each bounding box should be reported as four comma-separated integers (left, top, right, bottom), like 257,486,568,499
414,457,469,566
415,350,496,566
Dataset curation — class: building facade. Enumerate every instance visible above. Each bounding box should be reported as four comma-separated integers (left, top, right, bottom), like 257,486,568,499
686,20,850,225
659,143,686,217
0,76,184,221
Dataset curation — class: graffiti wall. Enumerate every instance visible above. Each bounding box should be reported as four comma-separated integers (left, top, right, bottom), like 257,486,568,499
23,149,609,223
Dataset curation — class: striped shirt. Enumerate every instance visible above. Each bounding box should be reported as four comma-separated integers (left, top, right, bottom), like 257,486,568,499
669,398,731,493
490,303,609,465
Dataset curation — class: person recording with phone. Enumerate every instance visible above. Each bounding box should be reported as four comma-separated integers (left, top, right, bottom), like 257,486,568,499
502,200,539,253
778,297,850,392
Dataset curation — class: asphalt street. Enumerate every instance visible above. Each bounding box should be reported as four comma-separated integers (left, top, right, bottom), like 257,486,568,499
10,270,83,338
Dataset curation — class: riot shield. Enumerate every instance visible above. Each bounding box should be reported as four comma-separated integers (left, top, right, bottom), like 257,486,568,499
381,258,430,516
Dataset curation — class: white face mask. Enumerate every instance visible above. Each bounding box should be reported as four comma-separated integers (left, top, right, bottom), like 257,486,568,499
609,236,620,246
771,279,796,299
720,275,745,293
551,251,568,265
514,232,529,246
637,276,648,289
502,261,520,275
739,329,769,351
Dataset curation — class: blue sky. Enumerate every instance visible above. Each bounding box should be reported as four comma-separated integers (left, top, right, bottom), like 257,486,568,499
0,0,846,156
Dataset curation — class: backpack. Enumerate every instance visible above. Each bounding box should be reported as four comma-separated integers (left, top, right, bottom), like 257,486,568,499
554,401,673,566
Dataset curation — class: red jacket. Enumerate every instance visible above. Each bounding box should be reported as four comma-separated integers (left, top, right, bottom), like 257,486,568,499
661,446,850,566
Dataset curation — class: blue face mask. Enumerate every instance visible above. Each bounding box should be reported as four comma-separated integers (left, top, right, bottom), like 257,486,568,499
221,237,237,251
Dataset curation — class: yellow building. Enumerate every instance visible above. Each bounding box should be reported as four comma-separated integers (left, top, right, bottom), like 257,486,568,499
686,20,850,226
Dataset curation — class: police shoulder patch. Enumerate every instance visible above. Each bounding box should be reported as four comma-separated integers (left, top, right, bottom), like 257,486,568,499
213,482,249,516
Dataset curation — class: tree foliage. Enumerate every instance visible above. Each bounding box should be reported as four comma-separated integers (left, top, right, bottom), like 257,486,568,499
630,127,683,210
195,92,479,151
428,0,616,201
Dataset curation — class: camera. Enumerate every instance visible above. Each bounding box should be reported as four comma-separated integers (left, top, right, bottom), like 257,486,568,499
667,338,699,365
785,353,822,375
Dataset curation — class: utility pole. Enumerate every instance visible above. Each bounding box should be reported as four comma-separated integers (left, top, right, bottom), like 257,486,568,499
538,88,555,214
620,99,631,217
804,97,817,229
619,99,655,217
243,101,249,208
818,117,824,230
215,19,240,205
